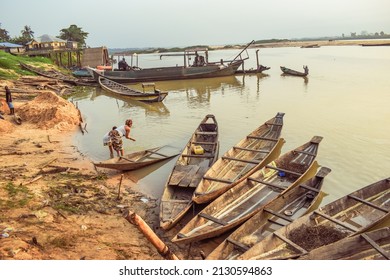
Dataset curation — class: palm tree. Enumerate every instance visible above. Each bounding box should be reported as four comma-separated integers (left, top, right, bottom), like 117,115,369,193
59,24,88,47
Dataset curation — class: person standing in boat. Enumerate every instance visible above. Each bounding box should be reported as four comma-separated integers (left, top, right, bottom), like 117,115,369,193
5,86,14,115
103,119,136,157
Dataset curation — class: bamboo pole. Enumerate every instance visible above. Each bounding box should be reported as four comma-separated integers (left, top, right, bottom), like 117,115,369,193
123,211,180,260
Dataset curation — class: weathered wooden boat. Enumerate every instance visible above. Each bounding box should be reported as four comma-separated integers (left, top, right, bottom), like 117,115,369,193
160,114,219,230
193,112,285,204
235,49,270,74
280,66,309,77
98,76,168,102
87,41,254,83
206,166,331,260
171,136,322,244
300,44,320,48
298,226,390,260
93,145,180,171
238,177,390,260
19,62,94,86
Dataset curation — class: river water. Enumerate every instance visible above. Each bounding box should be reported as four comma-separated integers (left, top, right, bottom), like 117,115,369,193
72,45,390,206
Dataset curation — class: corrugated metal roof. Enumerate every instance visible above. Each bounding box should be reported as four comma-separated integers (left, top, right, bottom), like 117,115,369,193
0,42,24,48
34,34,66,43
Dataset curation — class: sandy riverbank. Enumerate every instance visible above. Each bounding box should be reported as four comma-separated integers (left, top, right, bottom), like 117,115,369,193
0,78,201,260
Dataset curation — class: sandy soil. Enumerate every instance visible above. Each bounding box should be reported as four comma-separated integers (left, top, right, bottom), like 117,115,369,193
0,80,200,260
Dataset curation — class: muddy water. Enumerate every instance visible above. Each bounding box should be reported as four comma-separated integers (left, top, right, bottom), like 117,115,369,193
72,45,390,210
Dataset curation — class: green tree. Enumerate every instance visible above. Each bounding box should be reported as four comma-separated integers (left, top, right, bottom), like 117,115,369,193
59,24,88,47
13,25,34,44
0,23,11,41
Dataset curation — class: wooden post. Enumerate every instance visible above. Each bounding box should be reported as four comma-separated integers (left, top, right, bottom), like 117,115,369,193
117,174,124,200
123,211,180,260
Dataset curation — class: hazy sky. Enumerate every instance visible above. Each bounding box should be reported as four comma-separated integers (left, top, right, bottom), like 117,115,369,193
1,0,389,48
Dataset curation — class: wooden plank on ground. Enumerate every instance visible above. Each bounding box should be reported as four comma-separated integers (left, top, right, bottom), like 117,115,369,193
169,165,194,186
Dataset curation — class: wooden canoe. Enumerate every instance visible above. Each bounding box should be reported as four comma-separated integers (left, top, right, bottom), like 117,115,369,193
238,177,390,260
19,62,94,86
93,145,180,171
159,114,219,230
280,66,309,77
171,136,323,244
206,166,331,260
193,112,285,204
298,226,390,260
98,76,168,102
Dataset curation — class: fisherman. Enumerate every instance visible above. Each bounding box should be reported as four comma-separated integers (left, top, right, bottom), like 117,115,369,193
102,119,136,158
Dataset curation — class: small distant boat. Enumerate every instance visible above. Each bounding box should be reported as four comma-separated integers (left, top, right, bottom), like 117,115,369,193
171,136,322,245
235,49,270,74
98,75,168,102
298,226,390,260
206,166,331,260
159,114,219,230
301,44,320,48
193,112,285,204
238,177,390,260
280,65,309,77
93,145,180,171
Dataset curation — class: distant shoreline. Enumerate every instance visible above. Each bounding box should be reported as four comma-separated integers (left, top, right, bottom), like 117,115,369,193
249,38,390,49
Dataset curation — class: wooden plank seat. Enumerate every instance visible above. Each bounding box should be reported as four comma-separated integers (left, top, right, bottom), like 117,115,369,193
195,131,218,136
293,150,317,157
247,135,278,141
313,210,358,232
182,154,216,158
202,176,233,184
199,212,227,225
298,184,321,193
264,208,294,222
191,141,217,145
361,233,390,260
347,194,389,213
222,156,260,164
274,231,308,254
264,164,303,177
265,122,283,126
247,177,287,191
226,237,250,251
233,146,271,153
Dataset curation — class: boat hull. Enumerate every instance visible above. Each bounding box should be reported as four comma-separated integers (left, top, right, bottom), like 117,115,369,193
90,61,243,83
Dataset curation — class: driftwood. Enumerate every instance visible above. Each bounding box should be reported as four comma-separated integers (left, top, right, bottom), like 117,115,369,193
22,175,43,186
123,211,180,260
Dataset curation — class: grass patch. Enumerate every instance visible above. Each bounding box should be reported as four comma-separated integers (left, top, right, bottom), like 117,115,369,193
1,182,34,209
0,51,64,79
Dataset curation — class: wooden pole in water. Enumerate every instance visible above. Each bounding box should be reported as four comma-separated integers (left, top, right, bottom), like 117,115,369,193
123,211,180,260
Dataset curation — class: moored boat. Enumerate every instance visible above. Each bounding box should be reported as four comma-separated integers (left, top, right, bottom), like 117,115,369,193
298,226,390,260
238,177,390,260
87,41,255,83
280,66,309,77
193,112,285,204
98,76,168,102
93,145,180,171
171,136,322,244
206,166,331,260
159,114,219,230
